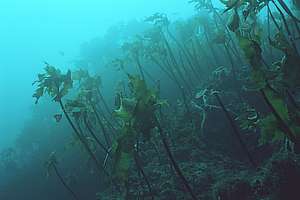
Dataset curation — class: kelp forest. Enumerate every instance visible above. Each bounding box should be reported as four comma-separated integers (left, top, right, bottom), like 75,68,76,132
2,0,300,199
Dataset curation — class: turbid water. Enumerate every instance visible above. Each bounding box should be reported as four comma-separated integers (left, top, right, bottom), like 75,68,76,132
1,0,300,199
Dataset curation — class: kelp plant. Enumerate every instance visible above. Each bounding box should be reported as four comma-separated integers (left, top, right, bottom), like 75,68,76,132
112,74,197,199
222,0,300,151
32,64,107,179
46,152,80,200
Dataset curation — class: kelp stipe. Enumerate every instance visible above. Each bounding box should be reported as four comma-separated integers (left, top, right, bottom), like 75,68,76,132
33,64,109,178
46,152,80,200
214,92,257,168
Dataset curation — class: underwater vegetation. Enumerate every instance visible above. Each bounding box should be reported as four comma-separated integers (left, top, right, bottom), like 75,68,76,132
2,0,300,199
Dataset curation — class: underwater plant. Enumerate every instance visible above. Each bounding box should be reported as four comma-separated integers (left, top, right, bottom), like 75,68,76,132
33,64,108,178
145,13,202,89
46,152,80,200
25,1,300,199
230,3,300,151
112,74,198,199
213,91,257,167
0,148,18,170
121,38,147,81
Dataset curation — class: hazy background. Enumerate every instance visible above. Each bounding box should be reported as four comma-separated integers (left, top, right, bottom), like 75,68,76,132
0,0,195,150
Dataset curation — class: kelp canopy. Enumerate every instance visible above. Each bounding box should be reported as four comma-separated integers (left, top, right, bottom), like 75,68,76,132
5,0,300,199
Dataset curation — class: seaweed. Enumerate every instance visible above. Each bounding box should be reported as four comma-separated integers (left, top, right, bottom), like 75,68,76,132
24,1,300,199
33,65,109,179
46,152,80,200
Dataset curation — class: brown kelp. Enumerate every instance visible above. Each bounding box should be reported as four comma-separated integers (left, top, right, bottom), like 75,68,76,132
27,1,300,199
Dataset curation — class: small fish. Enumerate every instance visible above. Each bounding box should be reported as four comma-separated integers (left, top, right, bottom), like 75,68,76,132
54,114,63,122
